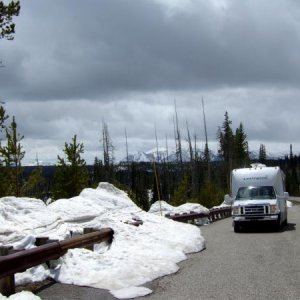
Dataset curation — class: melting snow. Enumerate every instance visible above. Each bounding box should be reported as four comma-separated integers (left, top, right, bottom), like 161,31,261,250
0,183,205,299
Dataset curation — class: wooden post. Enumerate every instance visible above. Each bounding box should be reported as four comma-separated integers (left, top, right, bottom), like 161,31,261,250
35,237,49,246
35,237,51,268
0,246,15,296
83,228,96,251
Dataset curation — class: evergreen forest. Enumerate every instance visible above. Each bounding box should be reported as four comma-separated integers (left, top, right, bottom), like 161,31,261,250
1,103,299,211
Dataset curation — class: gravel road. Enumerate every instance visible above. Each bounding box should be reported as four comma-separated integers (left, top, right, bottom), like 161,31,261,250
37,204,300,300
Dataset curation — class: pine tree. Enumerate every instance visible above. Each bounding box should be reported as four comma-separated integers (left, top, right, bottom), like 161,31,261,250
0,104,8,129
217,111,234,190
92,156,104,187
0,116,24,196
259,144,267,164
234,123,249,168
218,112,234,165
171,174,191,206
0,103,9,196
286,144,299,195
21,166,46,199
52,135,88,199
0,1,20,40
217,113,250,190
197,180,224,208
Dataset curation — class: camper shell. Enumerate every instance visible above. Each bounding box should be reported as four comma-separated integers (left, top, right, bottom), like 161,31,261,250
226,164,288,232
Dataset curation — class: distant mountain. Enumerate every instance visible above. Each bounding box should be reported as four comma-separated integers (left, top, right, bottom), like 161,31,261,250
121,148,221,163
122,148,170,163
122,147,287,164
249,150,285,161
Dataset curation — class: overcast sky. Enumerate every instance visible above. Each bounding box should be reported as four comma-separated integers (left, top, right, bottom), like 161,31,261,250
1,0,300,164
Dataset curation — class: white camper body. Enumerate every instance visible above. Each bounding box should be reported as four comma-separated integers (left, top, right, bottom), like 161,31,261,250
227,164,288,232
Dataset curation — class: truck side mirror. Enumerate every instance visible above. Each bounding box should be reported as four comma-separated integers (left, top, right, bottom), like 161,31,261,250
224,194,234,205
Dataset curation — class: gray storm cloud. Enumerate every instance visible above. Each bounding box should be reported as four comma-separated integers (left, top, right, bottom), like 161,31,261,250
1,0,300,163
1,0,300,101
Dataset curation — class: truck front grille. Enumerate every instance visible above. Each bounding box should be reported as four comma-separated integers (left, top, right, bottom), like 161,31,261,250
244,205,266,215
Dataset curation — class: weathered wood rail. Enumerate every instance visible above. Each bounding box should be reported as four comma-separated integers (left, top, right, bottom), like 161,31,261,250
165,206,232,223
0,228,114,296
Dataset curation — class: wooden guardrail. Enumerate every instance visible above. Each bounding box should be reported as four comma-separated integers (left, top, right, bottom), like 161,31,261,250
209,207,232,221
165,206,232,223
0,228,114,296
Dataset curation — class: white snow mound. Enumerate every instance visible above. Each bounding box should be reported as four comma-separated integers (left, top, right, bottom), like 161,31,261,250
149,200,209,216
0,182,205,299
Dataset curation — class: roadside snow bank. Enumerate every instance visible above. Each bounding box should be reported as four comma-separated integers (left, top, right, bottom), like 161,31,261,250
0,183,205,299
0,291,40,299
149,201,211,225
149,201,209,216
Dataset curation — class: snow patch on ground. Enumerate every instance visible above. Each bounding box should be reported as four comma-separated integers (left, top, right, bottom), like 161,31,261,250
149,200,211,225
110,286,152,299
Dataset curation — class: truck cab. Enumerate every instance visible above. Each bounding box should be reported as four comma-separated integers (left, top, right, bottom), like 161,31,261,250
224,164,288,232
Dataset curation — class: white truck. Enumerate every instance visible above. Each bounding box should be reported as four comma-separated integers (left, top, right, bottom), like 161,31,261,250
224,164,289,232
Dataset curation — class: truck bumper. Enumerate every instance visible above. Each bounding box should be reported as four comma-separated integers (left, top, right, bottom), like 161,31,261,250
233,214,279,222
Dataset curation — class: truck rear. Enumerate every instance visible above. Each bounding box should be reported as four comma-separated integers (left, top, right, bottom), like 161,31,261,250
225,164,288,232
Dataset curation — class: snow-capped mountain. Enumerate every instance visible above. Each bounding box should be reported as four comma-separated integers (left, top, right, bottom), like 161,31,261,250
122,148,171,163
121,148,219,163
121,148,285,164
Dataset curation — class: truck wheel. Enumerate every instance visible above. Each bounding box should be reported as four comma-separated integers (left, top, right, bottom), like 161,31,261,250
234,223,241,233
274,216,281,232
282,217,288,226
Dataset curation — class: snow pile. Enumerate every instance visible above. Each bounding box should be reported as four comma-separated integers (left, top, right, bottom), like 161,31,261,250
0,183,205,299
148,200,175,215
0,291,40,300
149,200,209,216
149,201,210,225
0,196,65,249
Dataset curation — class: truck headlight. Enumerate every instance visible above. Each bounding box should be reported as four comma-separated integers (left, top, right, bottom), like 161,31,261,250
232,206,240,215
270,204,280,214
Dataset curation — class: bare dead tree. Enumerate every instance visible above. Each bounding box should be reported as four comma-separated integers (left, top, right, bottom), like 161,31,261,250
101,121,114,181
124,128,131,186
186,120,196,196
186,120,193,162
202,97,211,180
174,100,182,165
165,135,169,164
154,126,160,163
164,134,171,201
125,128,129,165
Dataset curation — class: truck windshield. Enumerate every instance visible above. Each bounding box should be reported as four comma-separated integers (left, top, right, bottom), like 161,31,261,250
236,186,276,200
